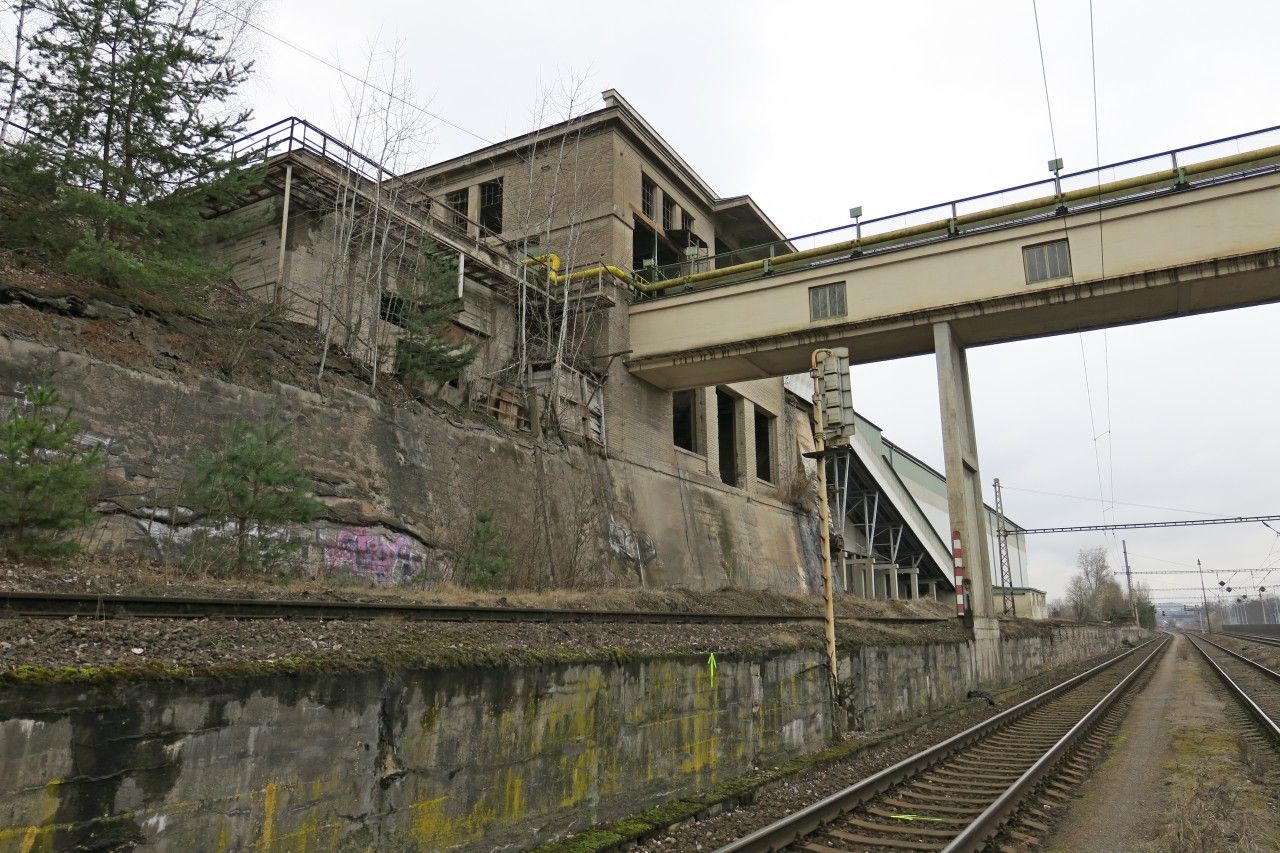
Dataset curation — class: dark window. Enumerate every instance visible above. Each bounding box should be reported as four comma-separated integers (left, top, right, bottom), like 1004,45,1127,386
380,293,405,326
444,188,469,230
641,174,656,219
1023,239,1071,283
809,282,847,320
681,211,694,232
754,408,774,482
672,389,698,452
478,178,503,233
716,388,738,487
662,195,675,231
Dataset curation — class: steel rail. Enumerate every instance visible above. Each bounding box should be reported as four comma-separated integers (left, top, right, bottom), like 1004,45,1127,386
0,590,949,626
1222,630,1280,648
715,636,1163,852
940,636,1166,852
1186,633,1280,745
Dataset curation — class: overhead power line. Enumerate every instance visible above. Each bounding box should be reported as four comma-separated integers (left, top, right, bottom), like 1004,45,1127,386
204,0,501,149
1017,514,1280,535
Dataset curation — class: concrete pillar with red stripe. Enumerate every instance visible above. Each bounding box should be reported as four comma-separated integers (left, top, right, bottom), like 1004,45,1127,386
952,530,966,617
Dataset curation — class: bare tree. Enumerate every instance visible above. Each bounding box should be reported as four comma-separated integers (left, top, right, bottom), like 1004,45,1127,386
1066,574,1092,621
311,39,437,390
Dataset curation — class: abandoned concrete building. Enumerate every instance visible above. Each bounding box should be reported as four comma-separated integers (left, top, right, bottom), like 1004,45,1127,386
212,89,1029,605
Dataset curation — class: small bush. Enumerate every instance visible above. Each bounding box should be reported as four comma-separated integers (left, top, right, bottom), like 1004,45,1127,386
0,385,103,557
185,420,324,575
458,508,512,589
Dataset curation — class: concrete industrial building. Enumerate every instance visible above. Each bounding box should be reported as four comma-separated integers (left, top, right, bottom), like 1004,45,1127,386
213,90,1039,609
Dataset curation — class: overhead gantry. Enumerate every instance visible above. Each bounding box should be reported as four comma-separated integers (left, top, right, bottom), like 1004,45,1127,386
623,125,1280,634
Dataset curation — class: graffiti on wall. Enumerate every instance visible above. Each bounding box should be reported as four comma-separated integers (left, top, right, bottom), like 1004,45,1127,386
323,528,426,586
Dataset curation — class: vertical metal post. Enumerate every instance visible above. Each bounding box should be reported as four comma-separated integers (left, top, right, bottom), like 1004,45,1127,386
810,350,840,704
1122,539,1136,623
457,252,466,300
274,163,293,306
1198,559,1210,633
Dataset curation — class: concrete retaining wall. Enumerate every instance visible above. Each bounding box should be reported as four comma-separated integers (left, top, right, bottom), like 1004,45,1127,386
0,625,1144,851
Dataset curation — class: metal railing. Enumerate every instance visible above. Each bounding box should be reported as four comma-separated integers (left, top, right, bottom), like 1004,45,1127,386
642,122,1280,294
227,117,524,258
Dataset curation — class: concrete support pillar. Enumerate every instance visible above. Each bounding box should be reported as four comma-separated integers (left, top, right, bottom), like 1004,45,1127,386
935,322,1000,682
933,322,994,621
909,567,920,600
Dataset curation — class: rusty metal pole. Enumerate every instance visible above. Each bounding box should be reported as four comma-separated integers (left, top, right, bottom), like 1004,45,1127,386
809,350,839,699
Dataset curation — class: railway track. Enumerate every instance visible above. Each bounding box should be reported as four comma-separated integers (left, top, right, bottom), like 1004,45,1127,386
717,635,1167,853
1187,632,1280,745
0,590,949,626
1221,629,1280,649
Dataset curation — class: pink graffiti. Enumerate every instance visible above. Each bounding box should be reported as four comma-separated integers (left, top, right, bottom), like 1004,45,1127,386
324,528,424,585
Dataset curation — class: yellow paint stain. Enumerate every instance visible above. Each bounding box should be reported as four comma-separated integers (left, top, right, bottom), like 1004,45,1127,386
40,781,60,824
503,769,526,820
0,825,55,853
258,782,280,851
216,821,232,853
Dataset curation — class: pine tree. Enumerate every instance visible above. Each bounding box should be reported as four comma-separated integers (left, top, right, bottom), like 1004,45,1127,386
187,420,324,574
0,0,255,287
392,247,477,387
0,385,103,557
458,508,512,590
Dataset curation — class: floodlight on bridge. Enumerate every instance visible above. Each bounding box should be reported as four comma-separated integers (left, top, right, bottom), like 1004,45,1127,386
849,206,863,243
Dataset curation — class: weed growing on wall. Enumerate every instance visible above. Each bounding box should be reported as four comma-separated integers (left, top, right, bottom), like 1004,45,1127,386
0,385,103,557
185,420,324,576
458,508,512,589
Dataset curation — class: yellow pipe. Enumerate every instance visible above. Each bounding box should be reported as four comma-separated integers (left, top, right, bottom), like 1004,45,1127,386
521,252,633,286
629,143,1280,295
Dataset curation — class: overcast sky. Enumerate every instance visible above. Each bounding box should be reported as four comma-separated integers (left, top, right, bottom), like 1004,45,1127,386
238,0,1280,606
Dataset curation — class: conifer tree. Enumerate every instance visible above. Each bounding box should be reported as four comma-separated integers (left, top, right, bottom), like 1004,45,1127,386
0,385,103,557
187,420,324,574
393,247,477,386
458,508,511,589
0,0,256,286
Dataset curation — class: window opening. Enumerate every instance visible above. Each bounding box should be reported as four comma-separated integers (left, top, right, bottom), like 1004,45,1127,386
379,293,406,327
716,389,738,486
662,195,675,231
681,211,694,233
754,408,774,482
672,390,698,452
1023,239,1071,283
641,174,656,219
444,188,469,230
478,178,503,233
809,282,847,321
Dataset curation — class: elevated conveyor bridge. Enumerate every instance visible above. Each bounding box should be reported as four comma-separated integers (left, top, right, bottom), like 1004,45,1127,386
625,125,1280,389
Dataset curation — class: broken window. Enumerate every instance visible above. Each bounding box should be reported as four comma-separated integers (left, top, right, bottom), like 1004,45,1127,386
379,293,406,327
754,407,775,483
681,211,694,233
662,195,676,231
1023,239,1071,283
479,178,503,234
809,282,847,321
444,188,469,230
716,388,739,487
672,389,698,452
641,174,656,219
